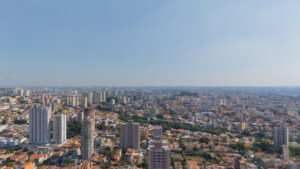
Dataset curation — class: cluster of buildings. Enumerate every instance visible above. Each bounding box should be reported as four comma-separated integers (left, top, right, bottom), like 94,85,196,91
29,104,66,145
1,87,300,168
66,91,106,108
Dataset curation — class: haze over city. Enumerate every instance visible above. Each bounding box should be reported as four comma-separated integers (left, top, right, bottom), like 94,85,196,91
1,0,300,87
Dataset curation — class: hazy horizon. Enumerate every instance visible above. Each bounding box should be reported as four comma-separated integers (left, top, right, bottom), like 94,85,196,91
3,85,300,88
1,0,300,87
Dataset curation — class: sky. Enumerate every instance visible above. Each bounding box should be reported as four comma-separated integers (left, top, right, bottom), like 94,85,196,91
1,0,300,87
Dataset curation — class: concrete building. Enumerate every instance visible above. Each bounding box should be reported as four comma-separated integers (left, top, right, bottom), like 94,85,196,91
153,125,162,140
0,125,8,132
110,98,115,110
88,92,93,106
81,107,95,160
0,137,27,147
79,161,93,169
81,92,93,106
102,91,106,102
40,94,51,105
29,104,51,144
274,125,289,148
282,145,289,161
81,96,88,108
121,120,140,150
149,107,159,118
121,96,127,104
84,107,95,120
51,102,56,113
66,94,79,107
100,91,106,102
147,141,170,169
93,91,102,104
77,112,84,122
53,113,67,144
233,156,241,169
25,89,31,96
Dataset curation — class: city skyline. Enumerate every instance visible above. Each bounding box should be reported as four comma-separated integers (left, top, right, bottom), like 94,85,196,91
1,0,300,87
1,1,300,168
1,86,300,168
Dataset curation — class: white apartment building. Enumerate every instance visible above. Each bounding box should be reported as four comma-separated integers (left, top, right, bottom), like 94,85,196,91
53,113,67,144
66,94,79,107
29,104,51,144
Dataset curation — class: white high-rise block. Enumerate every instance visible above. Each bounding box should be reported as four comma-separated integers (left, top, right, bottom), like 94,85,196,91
53,113,67,144
29,104,51,144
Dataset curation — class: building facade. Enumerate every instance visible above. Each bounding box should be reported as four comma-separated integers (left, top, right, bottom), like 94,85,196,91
29,104,51,144
66,94,79,107
274,125,289,148
153,125,162,140
79,161,93,169
233,156,241,169
81,107,95,160
282,145,289,161
148,141,170,169
81,96,88,108
81,92,93,106
77,111,84,122
102,91,106,102
121,120,140,150
92,91,102,104
53,113,67,144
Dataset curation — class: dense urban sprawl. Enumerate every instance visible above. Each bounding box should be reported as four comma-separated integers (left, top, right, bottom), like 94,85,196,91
0,87,300,169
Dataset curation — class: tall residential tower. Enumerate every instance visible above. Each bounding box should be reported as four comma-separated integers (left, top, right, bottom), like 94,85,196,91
29,104,51,144
121,120,140,150
53,113,67,144
81,107,95,160
274,125,289,148
147,141,170,169
66,94,79,107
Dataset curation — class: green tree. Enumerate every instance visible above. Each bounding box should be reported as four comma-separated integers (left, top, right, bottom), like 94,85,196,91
241,130,251,136
199,137,209,144
6,157,14,162
138,162,147,168
100,163,110,169
255,132,265,138
289,146,300,157
67,121,81,139
96,123,106,131
64,158,74,164
14,119,27,124
103,148,117,160
96,105,111,112
251,139,278,154
1,119,7,124
193,145,199,151
282,163,291,169
253,157,263,166
230,142,246,152
201,152,213,161
179,138,186,151
171,157,181,164
6,162,15,167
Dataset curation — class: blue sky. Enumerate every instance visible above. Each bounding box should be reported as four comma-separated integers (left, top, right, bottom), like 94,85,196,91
1,0,300,87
